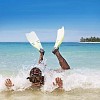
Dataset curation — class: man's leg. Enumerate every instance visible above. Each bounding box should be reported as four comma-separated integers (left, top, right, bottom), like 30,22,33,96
52,48,70,70
38,49,45,64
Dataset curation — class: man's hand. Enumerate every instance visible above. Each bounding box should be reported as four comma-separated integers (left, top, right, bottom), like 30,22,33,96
5,79,14,88
53,77,63,88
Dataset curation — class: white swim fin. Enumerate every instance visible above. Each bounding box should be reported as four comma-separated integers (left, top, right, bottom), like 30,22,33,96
54,26,64,49
26,31,43,51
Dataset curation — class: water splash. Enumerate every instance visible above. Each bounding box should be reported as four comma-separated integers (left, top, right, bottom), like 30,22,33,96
0,62,100,92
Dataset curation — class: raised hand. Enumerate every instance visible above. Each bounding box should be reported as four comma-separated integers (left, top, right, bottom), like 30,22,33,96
53,77,63,88
5,79,14,88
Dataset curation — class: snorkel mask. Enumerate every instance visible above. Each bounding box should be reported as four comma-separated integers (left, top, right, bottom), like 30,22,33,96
27,67,44,85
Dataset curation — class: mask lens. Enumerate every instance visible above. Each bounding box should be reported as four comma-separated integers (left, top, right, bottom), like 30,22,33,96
31,76,41,83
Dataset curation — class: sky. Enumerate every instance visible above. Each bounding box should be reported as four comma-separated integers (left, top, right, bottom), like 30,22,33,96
0,0,100,42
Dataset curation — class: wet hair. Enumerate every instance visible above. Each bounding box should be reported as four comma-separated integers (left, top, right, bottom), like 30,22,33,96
27,67,44,85
30,67,42,76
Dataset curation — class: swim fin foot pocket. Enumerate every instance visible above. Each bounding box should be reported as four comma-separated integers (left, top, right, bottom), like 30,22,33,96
39,48,45,55
52,48,59,54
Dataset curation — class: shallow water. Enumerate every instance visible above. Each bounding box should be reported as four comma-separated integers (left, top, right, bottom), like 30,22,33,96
0,42,100,99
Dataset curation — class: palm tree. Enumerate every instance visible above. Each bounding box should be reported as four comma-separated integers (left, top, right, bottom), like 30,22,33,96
80,37,100,42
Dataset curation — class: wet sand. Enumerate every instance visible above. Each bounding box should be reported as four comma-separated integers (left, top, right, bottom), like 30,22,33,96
0,88,100,100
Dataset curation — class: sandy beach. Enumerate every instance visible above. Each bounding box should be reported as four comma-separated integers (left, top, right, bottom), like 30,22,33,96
0,88,100,100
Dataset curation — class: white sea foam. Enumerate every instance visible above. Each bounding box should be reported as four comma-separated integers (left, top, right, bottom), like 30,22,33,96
0,63,100,92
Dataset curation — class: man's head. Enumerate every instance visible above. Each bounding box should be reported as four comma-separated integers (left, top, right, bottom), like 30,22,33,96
27,67,44,87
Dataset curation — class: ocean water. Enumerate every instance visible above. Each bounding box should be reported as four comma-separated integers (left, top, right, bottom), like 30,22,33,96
0,42,100,100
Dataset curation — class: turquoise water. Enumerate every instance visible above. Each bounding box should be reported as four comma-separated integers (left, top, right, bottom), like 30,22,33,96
0,42,100,75
0,42,100,93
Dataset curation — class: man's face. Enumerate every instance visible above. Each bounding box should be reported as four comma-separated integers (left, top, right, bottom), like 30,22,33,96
30,74,42,87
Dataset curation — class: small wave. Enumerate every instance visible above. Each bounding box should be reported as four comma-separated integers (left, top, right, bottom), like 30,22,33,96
0,63,100,92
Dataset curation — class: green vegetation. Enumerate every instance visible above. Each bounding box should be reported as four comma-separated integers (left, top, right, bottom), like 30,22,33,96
80,37,100,42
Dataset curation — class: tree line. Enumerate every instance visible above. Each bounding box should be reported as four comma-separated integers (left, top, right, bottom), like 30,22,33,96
80,37,100,42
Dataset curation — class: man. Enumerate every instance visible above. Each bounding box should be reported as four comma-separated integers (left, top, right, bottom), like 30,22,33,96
5,48,70,89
